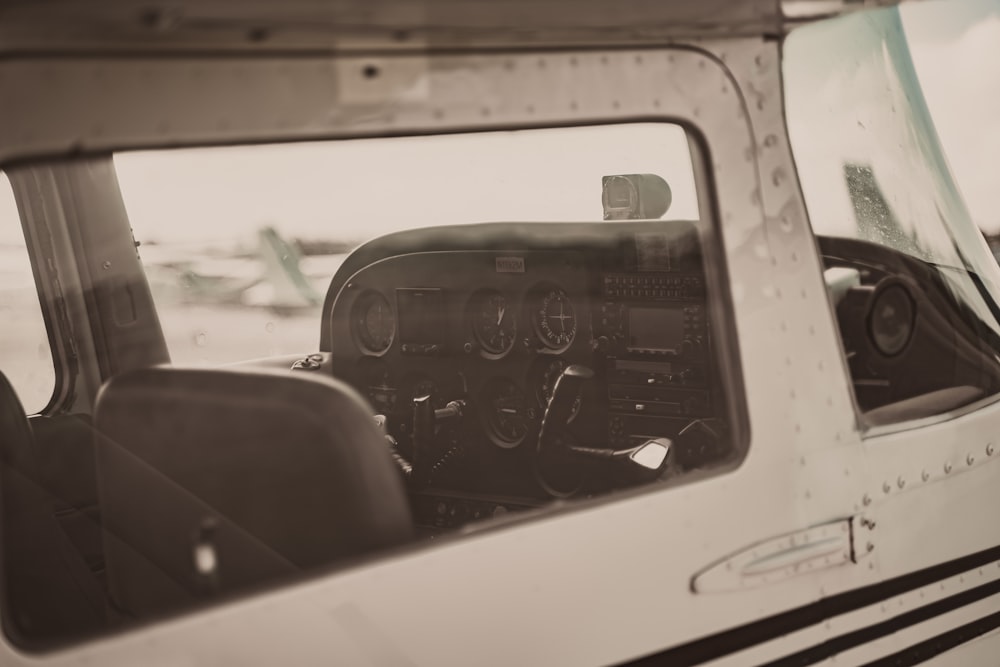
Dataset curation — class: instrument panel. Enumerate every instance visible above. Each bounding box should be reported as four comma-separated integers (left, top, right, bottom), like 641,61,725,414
330,251,594,461
326,224,728,525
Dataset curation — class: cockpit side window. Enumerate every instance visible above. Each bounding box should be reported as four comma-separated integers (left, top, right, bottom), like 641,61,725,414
785,7,1000,429
0,120,747,648
0,172,56,414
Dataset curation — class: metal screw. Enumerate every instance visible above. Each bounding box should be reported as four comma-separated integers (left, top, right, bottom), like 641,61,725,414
967,454,976,466
921,470,930,482
882,482,891,494
867,542,875,553
897,476,906,489
987,444,995,457
862,494,871,506
102,260,111,270
944,462,953,474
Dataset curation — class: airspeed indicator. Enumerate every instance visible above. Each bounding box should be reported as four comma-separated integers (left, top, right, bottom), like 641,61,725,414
352,291,395,354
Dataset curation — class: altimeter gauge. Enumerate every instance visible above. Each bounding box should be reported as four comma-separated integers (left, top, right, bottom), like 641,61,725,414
470,289,517,357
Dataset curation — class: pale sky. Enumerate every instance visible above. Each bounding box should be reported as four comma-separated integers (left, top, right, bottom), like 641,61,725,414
112,124,699,248
902,0,1000,231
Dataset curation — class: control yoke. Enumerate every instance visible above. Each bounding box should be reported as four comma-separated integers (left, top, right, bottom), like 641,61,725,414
539,364,671,473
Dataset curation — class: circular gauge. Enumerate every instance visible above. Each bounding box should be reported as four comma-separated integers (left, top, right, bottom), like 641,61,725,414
352,291,395,354
532,358,582,422
482,378,529,448
533,287,577,350
470,289,517,357
868,282,915,357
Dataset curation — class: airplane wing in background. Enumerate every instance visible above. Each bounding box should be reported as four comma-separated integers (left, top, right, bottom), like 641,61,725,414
141,227,340,316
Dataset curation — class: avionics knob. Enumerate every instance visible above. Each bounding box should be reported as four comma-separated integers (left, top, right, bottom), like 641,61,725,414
682,338,695,357
682,336,704,357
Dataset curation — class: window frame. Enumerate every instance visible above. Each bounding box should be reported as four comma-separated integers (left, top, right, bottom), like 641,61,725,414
3,172,65,416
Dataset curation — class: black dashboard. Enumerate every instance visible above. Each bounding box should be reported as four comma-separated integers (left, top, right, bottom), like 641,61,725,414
325,222,730,529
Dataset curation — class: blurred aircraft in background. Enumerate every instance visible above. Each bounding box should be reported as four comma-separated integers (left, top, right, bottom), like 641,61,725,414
141,227,347,316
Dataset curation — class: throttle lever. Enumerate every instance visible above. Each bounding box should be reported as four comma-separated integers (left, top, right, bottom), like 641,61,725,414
411,395,434,484
374,413,412,479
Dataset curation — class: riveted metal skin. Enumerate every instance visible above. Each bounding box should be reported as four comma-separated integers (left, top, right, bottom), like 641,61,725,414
0,5,999,667
0,41,858,666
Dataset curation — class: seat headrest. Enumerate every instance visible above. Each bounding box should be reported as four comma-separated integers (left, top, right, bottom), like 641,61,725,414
94,366,412,616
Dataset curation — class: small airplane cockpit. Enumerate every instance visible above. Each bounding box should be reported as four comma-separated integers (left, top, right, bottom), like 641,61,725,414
3,2,1000,664
318,175,734,529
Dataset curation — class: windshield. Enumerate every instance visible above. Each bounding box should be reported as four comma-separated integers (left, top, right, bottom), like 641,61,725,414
785,2,1000,425
786,5,999,276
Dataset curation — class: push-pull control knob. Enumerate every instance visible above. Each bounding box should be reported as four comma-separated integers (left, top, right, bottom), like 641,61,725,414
591,336,610,353
682,336,705,357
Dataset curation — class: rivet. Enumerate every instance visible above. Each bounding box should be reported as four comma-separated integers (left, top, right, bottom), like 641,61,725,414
921,470,930,482
944,462,953,474
897,476,905,489
102,260,112,270
967,454,976,466
882,482,891,494
862,494,871,506
987,444,995,456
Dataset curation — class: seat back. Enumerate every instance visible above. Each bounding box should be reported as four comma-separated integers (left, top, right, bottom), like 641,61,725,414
94,366,412,617
0,373,108,646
